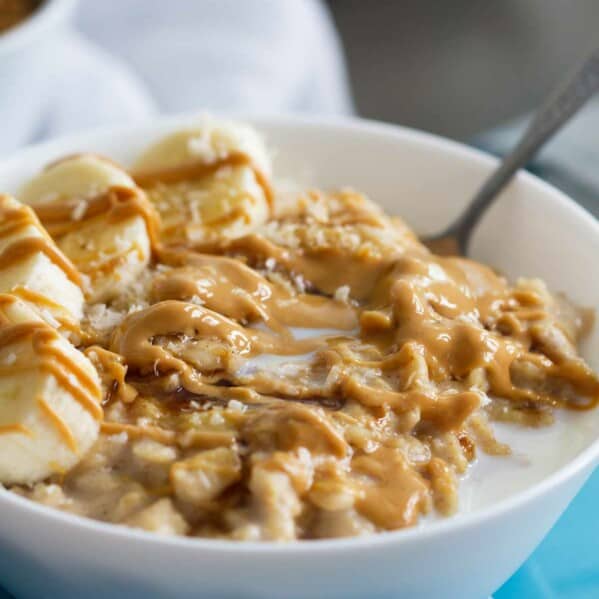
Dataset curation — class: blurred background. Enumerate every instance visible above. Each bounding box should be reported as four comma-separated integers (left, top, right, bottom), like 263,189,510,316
328,0,599,139
2,0,599,218
2,0,599,141
326,1,599,223
0,1,598,597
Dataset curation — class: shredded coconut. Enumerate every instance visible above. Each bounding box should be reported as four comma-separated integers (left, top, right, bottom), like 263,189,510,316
293,275,307,294
39,191,59,203
209,411,225,426
70,200,88,221
113,236,130,253
108,432,128,445
39,309,60,328
228,399,246,413
1,352,16,366
85,303,126,333
334,285,350,303
187,132,216,161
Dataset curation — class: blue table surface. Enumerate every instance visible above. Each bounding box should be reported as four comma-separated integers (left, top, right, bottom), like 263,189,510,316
495,469,599,599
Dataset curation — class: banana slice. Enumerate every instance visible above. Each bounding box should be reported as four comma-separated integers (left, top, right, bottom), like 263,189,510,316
132,117,272,245
0,295,102,484
20,154,156,303
0,195,84,334
134,117,271,180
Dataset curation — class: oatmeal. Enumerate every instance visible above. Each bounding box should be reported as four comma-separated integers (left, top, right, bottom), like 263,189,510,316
1,118,598,541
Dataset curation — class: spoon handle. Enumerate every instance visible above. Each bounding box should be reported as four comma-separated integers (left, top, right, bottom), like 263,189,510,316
453,47,599,252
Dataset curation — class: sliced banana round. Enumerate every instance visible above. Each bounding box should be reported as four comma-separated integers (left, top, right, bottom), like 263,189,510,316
134,117,271,179
20,154,156,304
0,295,102,484
132,118,272,245
0,195,84,334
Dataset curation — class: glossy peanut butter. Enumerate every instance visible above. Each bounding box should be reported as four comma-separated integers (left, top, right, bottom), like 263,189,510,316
9,145,599,541
109,198,598,416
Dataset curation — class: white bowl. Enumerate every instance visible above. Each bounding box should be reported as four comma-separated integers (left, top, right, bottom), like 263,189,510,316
0,0,77,153
0,114,597,599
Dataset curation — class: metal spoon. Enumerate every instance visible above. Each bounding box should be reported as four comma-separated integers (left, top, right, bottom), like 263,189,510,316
425,47,599,256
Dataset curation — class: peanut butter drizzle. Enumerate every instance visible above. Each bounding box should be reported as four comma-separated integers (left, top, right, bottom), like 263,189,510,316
10,149,595,538
0,317,102,421
84,346,138,404
39,349,103,420
243,403,349,458
352,447,430,529
203,232,598,409
107,208,599,421
10,286,82,334
153,247,357,331
110,300,334,400
0,197,82,286
0,424,33,437
101,421,176,445
37,397,78,453
131,151,274,209
32,185,161,248
199,232,395,301
0,238,82,285
11,286,65,311
0,213,34,239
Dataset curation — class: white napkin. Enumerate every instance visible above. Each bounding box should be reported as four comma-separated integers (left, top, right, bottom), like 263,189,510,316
39,30,157,138
4,0,352,153
76,0,352,116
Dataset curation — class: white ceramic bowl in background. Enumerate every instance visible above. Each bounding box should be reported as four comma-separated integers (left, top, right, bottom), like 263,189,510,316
0,0,77,153
0,114,597,599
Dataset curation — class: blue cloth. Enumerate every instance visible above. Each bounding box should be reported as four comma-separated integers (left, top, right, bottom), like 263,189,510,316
496,470,599,598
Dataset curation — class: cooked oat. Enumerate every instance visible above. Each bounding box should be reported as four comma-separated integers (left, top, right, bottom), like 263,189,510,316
6,135,599,541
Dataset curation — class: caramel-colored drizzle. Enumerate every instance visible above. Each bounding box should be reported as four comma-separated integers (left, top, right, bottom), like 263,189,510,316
131,150,274,209
100,421,175,445
10,286,82,336
153,246,358,331
39,343,103,420
0,197,82,286
37,397,78,453
9,146,597,536
111,218,599,417
0,309,102,450
32,185,161,248
0,424,33,437
110,299,331,400
11,286,65,311
84,346,137,404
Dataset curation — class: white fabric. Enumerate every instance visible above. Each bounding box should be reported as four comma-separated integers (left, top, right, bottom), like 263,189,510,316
76,0,352,115
40,30,157,138
4,0,352,152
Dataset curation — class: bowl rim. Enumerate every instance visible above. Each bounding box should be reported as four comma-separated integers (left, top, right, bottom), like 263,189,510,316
0,111,597,555
0,0,76,56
